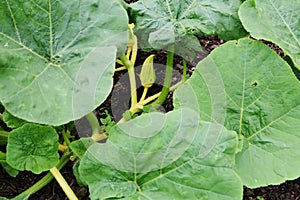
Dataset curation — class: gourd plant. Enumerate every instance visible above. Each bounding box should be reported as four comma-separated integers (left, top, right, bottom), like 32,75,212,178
0,0,299,199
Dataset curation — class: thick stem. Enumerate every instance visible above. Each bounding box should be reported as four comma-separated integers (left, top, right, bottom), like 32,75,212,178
115,59,123,65
142,79,185,105
50,167,78,200
16,153,70,198
92,133,108,141
117,117,127,124
152,45,175,106
129,67,138,107
120,54,138,107
126,46,132,59
130,35,138,67
85,112,101,136
139,87,149,102
62,130,71,146
86,112,108,142
118,79,186,123
115,66,126,72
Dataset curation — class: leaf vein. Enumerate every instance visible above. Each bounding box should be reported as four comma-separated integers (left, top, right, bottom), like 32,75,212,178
244,84,271,109
5,0,21,42
37,81,51,108
165,0,174,21
238,62,247,135
179,0,197,19
48,0,53,59
225,92,240,109
163,176,236,199
5,64,51,100
30,0,48,13
140,143,226,187
248,105,300,140
269,0,300,47
54,22,97,57
0,33,49,62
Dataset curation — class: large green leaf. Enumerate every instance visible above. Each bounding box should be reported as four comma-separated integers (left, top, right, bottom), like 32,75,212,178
174,38,300,188
3,111,27,129
0,0,128,125
130,0,247,52
79,109,242,199
239,0,300,69
6,124,59,174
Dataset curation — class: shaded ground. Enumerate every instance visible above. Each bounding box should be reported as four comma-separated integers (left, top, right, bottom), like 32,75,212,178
244,181,300,200
0,161,88,200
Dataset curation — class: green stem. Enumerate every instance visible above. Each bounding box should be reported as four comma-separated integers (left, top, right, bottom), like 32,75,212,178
152,45,174,106
142,79,185,106
62,130,71,146
116,59,123,65
118,79,186,123
16,152,70,198
139,87,149,102
0,113,3,121
50,167,78,200
92,133,107,142
115,66,126,72
86,112,108,142
85,112,101,136
120,54,138,107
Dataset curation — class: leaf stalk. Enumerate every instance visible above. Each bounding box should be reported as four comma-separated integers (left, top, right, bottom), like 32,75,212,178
16,152,70,198
152,45,175,106
85,112,101,136
120,54,138,107
118,79,186,123
50,167,78,200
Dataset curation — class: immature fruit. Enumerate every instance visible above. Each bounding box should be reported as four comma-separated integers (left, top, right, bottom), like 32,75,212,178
140,55,156,88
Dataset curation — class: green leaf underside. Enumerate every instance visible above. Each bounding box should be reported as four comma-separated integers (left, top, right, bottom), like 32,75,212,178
79,108,242,200
0,0,128,125
130,0,247,52
239,0,300,69
174,38,300,188
6,124,59,174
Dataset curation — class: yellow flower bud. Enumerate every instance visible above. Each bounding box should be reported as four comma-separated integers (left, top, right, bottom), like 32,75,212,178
140,55,156,88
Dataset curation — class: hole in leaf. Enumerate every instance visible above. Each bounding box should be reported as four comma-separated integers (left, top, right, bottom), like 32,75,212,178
250,81,259,87
92,3,98,7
